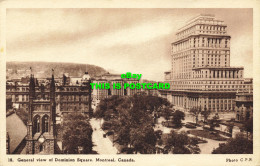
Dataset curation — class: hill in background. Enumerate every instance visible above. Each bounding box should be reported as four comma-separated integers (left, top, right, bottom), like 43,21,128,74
6,61,107,79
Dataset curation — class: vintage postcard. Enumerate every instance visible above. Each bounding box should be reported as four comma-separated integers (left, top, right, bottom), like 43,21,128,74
0,0,260,166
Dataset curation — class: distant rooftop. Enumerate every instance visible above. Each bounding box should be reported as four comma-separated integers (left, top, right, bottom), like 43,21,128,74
6,112,27,154
186,14,215,23
177,14,226,33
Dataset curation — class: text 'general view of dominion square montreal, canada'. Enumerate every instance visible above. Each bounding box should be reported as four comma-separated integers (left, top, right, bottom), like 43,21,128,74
5,9,253,156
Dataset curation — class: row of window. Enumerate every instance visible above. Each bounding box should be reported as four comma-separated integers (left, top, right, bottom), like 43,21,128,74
172,49,230,57
174,37,229,52
198,25,226,31
33,105,50,110
176,25,196,38
6,86,90,92
60,106,89,112
172,80,244,85
192,70,242,79
60,95,88,101
176,20,226,39
198,30,226,35
172,86,251,92
33,115,49,134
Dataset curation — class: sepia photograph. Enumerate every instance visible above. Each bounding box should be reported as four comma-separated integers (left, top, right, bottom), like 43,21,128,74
1,2,260,166
5,8,254,155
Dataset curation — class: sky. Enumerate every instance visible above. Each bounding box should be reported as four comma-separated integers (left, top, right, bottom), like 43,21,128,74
6,8,253,81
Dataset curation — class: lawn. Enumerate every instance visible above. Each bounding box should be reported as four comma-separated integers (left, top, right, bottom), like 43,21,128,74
188,130,228,141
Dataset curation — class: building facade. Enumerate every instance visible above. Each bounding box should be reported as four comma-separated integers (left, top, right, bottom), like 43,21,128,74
26,74,56,154
6,72,92,118
161,14,253,112
235,79,253,121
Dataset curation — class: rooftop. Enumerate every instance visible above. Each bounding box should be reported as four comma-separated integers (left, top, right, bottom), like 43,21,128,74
6,112,27,154
177,14,227,33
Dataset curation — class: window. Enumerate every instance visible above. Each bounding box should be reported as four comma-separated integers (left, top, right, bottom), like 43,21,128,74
33,116,40,134
42,116,49,133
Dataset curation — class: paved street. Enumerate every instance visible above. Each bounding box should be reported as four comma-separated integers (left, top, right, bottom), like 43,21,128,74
90,118,118,154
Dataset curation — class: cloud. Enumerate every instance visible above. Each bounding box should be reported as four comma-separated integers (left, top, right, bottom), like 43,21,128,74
6,9,253,81
7,9,176,51
230,34,253,78
87,18,174,47
7,9,93,50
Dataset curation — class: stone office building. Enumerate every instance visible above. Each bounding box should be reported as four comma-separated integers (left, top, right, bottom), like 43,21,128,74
160,14,253,112
6,72,92,117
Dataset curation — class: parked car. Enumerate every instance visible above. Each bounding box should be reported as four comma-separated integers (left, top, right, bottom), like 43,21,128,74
185,122,197,129
106,131,114,136
162,121,176,128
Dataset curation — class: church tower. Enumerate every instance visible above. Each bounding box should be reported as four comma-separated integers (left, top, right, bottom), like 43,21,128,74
26,69,56,154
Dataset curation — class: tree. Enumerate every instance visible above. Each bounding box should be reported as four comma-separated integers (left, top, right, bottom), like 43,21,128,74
201,108,210,122
161,107,173,121
94,95,124,120
6,97,12,110
212,133,253,154
226,122,234,137
114,100,155,153
155,130,163,148
94,93,173,122
97,94,172,154
243,117,253,140
190,107,201,125
62,113,93,154
208,115,220,131
130,125,157,154
171,110,185,128
154,130,163,141
165,130,200,154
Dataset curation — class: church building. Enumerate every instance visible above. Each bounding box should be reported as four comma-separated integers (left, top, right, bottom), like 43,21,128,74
25,73,57,154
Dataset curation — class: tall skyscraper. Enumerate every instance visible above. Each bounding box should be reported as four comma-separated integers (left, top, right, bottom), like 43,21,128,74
162,14,253,112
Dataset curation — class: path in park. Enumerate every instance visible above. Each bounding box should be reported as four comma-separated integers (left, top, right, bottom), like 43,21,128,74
155,115,227,154
197,137,226,154
90,118,118,154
